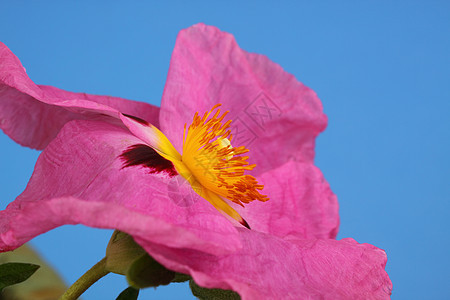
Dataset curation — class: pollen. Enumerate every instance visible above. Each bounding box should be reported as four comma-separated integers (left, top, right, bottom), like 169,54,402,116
182,104,269,207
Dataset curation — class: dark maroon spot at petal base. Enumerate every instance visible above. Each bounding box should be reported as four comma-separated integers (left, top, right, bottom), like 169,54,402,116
120,144,177,177
240,218,251,230
122,113,149,126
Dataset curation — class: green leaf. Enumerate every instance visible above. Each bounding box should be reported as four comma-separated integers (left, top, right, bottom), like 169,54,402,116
126,254,175,289
189,279,240,300
105,230,147,275
172,272,191,283
0,244,66,299
0,262,40,291
115,286,139,300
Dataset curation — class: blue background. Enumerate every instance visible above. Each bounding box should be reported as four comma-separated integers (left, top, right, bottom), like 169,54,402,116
1,1,449,299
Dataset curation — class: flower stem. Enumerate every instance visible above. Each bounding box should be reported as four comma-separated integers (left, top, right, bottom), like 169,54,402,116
59,257,110,300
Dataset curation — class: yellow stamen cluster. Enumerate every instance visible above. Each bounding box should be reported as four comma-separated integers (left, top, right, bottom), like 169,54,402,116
182,104,268,206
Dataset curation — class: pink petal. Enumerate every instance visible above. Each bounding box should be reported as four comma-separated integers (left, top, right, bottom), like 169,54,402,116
0,120,241,254
240,160,339,239
0,42,159,150
160,24,327,174
140,230,392,300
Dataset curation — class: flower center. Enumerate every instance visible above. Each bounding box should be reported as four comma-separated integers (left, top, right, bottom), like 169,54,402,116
120,103,268,228
181,104,268,207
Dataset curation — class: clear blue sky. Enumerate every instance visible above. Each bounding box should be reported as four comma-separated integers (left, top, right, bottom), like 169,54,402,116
1,1,449,299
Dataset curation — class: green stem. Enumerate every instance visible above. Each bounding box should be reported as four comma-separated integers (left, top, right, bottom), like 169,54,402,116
59,257,110,300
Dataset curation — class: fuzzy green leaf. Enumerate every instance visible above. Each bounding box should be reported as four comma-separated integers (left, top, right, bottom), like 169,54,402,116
115,286,139,300
126,254,175,289
172,273,191,283
105,230,147,275
189,279,240,300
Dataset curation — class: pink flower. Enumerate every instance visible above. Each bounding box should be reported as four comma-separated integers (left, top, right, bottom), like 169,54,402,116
0,24,392,299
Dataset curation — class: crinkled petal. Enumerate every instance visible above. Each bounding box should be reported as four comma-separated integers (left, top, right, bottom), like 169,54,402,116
160,24,327,175
140,230,392,300
0,42,159,150
239,160,339,239
0,120,241,254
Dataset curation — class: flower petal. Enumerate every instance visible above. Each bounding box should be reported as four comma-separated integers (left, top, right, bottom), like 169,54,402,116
241,160,339,239
119,113,181,161
140,230,392,300
0,42,159,150
0,120,241,254
160,24,327,174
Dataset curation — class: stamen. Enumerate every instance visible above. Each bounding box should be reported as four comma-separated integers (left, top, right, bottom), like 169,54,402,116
182,104,269,207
